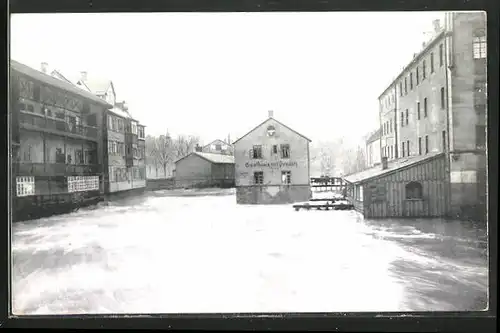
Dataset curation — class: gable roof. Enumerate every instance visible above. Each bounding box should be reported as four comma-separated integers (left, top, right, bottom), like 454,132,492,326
344,152,444,184
79,78,113,96
175,152,235,165
203,139,233,148
10,59,112,107
366,128,381,144
50,69,74,84
233,117,312,145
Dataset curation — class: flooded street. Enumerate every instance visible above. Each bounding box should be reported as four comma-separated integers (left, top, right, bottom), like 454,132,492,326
11,190,488,315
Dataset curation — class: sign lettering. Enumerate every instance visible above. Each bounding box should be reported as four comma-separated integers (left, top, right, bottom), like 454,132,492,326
245,160,298,168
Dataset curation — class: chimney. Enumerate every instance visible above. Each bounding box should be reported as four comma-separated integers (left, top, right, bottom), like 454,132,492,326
433,19,441,33
80,71,88,81
268,110,274,118
381,156,388,170
41,62,48,73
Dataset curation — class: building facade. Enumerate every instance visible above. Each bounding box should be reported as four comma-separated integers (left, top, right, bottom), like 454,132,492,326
233,111,312,204
174,152,235,188
372,12,487,220
10,60,112,221
365,128,382,168
103,104,146,194
72,73,147,194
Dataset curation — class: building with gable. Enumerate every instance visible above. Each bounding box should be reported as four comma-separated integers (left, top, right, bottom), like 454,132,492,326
233,111,312,204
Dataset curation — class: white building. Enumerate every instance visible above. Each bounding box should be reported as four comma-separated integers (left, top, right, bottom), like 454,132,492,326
233,111,312,204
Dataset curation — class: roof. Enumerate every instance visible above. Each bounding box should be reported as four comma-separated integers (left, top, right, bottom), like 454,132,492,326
366,128,381,144
109,106,135,120
378,29,447,99
203,139,233,148
175,152,235,165
233,117,312,145
80,78,112,95
10,59,113,107
344,152,444,184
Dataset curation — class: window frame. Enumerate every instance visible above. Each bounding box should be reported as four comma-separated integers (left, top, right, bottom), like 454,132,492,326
405,181,423,200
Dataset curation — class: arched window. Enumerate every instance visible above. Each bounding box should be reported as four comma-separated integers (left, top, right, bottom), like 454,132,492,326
405,181,423,199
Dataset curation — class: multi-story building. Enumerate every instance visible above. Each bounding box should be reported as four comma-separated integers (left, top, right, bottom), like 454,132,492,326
233,111,312,204
9,60,112,221
370,12,487,220
365,128,382,168
73,73,147,195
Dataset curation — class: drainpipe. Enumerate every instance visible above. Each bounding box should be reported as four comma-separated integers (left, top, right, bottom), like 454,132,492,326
444,11,454,216
394,85,398,158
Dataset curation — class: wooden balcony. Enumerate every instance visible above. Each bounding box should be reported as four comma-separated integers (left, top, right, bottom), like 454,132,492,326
18,112,99,142
14,162,100,177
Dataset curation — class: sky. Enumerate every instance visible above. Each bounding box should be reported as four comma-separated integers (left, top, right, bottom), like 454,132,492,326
10,11,445,146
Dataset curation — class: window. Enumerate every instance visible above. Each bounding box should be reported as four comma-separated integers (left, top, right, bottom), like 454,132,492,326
399,82,403,96
430,52,435,73
440,87,446,109
254,171,264,185
418,137,422,155
405,181,423,199
425,135,429,154
410,72,413,90
404,77,408,95
55,148,65,163
383,123,386,135
400,112,404,127
252,145,262,159
442,130,446,151
416,67,420,85
422,60,426,79
23,144,32,161
280,144,290,158
272,145,278,154
107,115,113,130
417,102,421,120
281,171,291,184
76,150,83,164
27,104,34,113
476,125,486,149
394,144,398,158
390,119,393,133
407,140,410,156
473,30,487,59
215,144,222,151
402,142,405,157
439,43,444,67
405,109,409,125
424,98,428,117
390,145,393,159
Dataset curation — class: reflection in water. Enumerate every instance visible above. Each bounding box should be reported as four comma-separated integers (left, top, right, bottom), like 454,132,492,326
11,191,488,314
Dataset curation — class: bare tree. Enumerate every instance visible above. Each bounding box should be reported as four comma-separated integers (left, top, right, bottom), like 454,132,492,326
173,135,200,159
152,134,176,178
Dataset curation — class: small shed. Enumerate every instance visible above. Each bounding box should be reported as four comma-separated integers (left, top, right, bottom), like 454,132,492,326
344,152,448,218
174,152,235,188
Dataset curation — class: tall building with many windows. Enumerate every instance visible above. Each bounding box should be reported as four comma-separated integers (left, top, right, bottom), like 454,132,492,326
9,60,112,221
374,12,487,220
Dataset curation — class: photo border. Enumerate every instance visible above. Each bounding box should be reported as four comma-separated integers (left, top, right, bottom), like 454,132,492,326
2,0,497,331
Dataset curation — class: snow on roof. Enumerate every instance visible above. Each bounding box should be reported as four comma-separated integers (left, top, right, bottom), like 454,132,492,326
81,78,112,95
10,59,112,107
344,152,443,184
366,128,382,144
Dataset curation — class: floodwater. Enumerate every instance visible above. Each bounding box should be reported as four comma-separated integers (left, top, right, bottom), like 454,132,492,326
11,189,489,315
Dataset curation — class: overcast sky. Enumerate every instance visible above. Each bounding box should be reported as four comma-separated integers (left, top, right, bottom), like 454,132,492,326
10,11,445,145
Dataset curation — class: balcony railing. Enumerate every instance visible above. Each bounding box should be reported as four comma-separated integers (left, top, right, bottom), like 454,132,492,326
14,162,100,176
19,112,99,140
